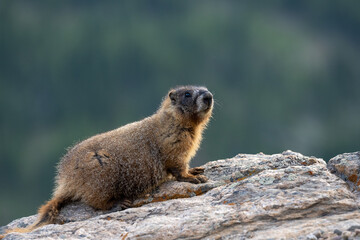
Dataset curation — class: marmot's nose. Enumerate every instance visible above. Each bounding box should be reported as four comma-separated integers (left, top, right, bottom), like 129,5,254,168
202,91,213,106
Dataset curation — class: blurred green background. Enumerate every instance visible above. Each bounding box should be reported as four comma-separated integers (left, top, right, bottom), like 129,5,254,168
1,0,360,226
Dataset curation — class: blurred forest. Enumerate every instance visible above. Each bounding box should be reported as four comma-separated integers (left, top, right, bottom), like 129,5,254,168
1,0,360,226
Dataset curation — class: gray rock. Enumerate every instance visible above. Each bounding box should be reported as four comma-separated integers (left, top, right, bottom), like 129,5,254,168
328,151,360,207
2,150,360,239
328,152,360,192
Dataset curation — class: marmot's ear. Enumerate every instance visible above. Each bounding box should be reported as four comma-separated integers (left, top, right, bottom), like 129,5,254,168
169,91,176,103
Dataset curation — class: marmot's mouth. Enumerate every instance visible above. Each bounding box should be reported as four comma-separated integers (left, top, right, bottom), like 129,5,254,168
201,104,213,114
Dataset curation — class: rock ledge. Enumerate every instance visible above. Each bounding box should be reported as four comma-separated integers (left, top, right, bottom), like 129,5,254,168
2,151,360,239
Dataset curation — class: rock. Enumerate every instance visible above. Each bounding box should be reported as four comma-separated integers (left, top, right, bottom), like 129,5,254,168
1,150,360,239
327,152,360,192
328,151,360,207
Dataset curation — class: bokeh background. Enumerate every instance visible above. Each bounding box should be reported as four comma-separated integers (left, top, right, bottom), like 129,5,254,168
1,0,360,226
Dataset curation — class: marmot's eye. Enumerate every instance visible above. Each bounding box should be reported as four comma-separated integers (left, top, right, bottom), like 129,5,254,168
185,92,191,98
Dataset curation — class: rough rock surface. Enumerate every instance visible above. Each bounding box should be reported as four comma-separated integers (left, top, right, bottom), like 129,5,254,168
2,150,360,239
328,152,360,192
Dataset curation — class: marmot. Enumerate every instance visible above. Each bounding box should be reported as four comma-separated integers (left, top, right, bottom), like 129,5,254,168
2,85,213,237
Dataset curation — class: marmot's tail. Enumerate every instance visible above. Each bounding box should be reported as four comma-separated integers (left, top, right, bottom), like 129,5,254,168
0,196,70,239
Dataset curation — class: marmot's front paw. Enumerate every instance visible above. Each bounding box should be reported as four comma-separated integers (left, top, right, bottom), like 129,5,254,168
177,175,201,184
189,167,205,175
177,174,208,184
195,174,208,183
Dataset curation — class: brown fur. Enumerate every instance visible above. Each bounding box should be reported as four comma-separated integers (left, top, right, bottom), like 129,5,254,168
1,86,213,238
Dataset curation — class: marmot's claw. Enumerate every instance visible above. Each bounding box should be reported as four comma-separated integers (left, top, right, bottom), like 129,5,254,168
189,178,201,184
177,176,201,184
117,199,133,210
196,175,208,183
189,167,205,175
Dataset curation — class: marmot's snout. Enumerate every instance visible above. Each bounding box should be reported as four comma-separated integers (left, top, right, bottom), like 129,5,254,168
197,90,213,113
201,91,213,107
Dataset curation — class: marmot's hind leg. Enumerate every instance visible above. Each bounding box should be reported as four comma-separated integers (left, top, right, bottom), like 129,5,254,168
112,199,134,210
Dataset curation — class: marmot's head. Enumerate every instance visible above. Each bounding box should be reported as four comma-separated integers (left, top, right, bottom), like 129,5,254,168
163,86,213,125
